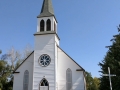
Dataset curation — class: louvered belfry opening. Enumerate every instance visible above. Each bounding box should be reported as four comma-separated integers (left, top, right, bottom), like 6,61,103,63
40,78,49,90
54,22,56,31
66,68,72,90
46,19,51,31
23,70,29,90
40,20,45,32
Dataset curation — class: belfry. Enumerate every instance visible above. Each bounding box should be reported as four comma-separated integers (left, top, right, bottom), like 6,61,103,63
36,0,57,32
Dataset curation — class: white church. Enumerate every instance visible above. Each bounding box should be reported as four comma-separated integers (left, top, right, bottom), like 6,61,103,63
13,0,86,90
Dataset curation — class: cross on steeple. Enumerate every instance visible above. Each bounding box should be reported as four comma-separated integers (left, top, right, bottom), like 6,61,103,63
102,67,116,90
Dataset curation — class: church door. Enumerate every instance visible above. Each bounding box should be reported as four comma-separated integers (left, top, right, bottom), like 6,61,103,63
40,78,49,90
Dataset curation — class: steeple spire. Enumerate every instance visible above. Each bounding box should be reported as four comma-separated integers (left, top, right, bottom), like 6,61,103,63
37,0,54,18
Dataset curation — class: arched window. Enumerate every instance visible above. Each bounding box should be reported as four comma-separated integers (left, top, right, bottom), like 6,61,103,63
39,78,49,90
66,68,72,90
40,20,44,32
23,70,29,90
54,22,56,31
46,19,51,31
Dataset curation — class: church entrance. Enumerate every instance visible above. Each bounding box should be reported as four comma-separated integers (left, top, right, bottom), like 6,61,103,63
39,78,49,90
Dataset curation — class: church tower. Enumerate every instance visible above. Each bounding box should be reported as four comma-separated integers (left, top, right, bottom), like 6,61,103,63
33,0,59,90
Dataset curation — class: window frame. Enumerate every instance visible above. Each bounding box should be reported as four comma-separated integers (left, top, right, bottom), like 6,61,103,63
40,20,45,32
66,68,72,90
23,70,29,90
39,78,49,90
46,19,51,31
38,54,51,67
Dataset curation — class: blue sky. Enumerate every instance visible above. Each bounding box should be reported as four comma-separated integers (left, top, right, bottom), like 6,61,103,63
0,0,120,77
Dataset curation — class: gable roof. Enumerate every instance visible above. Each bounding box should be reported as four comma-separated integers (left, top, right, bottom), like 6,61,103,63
13,51,34,73
37,0,54,18
57,46,85,71
13,47,85,73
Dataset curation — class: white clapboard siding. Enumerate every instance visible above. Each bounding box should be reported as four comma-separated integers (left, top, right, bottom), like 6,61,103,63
57,47,85,90
33,34,58,90
13,52,34,90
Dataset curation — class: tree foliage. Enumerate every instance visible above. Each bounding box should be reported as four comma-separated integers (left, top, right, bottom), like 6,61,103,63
0,58,12,90
7,47,21,70
23,44,33,59
7,45,33,70
93,77,100,90
99,25,120,90
0,44,33,90
85,72,100,90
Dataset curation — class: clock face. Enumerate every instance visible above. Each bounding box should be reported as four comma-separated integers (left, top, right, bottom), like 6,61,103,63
38,54,51,67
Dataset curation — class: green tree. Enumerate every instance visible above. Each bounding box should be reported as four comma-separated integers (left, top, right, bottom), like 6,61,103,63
99,25,120,90
0,60,12,90
0,45,33,90
86,72,93,90
93,77,100,90
86,72,100,90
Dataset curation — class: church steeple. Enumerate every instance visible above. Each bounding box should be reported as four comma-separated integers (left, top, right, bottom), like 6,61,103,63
37,0,54,18
36,0,57,34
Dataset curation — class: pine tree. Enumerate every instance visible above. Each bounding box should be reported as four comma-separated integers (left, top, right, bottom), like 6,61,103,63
99,25,120,90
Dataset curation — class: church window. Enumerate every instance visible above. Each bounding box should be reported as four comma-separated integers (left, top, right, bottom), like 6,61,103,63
54,22,56,31
38,54,51,67
46,19,51,31
39,78,49,90
66,68,72,90
40,20,44,32
23,70,29,90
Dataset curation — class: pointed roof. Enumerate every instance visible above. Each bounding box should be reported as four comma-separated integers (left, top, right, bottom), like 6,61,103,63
37,0,54,18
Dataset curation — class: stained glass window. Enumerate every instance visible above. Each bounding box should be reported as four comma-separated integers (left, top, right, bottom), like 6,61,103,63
66,68,72,90
38,54,51,67
40,79,49,86
23,70,29,90
40,78,49,90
